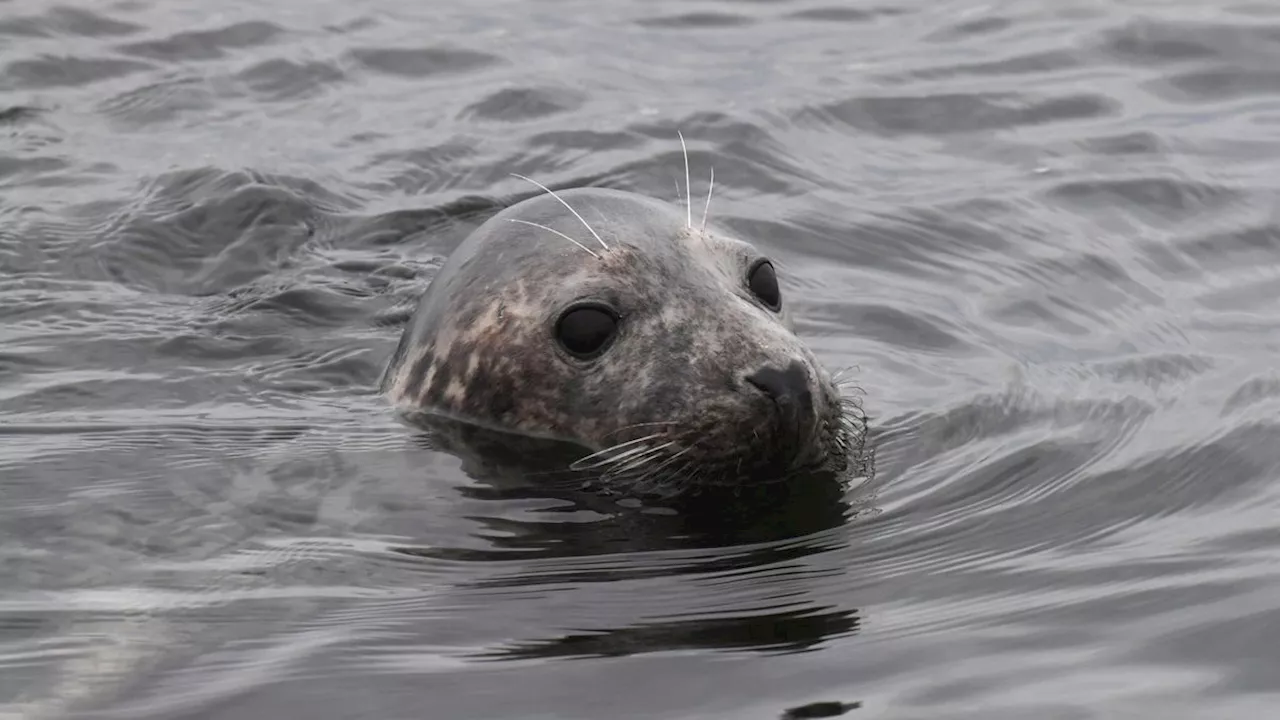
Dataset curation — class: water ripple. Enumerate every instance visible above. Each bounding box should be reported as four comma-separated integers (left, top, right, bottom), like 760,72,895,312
797,91,1119,137
0,8,143,40
345,46,502,79
117,21,284,62
3,56,153,90
3,0,1280,718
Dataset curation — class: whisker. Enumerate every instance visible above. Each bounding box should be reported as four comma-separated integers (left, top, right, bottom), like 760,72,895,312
578,445,665,474
596,443,670,472
700,165,715,233
831,366,860,383
834,387,864,403
678,130,692,229
627,448,686,481
571,433,665,469
639,458,695,495
603,444,677,478
607,441,677,475
601,431,667,448
675,469,704,494
838,404,862,417
602,421,676,438
506,219,600,259
631,445,693,488
510,173,609,251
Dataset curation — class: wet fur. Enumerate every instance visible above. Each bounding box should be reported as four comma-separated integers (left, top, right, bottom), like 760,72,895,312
381,187,867,495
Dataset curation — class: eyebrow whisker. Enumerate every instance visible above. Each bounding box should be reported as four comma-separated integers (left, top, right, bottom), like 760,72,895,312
511,173,610,251
507,219,601,259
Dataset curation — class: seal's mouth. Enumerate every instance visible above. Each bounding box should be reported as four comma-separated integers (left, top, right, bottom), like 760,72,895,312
570,379,868,498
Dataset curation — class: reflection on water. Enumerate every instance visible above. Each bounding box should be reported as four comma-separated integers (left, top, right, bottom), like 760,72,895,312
4,0,1280,718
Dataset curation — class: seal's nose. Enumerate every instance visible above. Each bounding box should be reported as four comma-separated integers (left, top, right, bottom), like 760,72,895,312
745,360,815,445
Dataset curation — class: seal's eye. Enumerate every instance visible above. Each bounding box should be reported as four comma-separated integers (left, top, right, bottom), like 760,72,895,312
555,304,619,359
748,259,781,311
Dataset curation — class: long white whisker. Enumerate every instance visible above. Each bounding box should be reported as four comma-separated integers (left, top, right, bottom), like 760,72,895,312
670,460,701,488
678,130,692,229
598,448,668,482
601,452,670,482
608,441,676,476
660,463,700,493
510,173,609,251
596,443,668,471
601,432,666,451
605,421,676,437
574,446,651,469
507,219,599,259
571,433,666,468
700,165,714,233
647,460,685,488
632,445,693,488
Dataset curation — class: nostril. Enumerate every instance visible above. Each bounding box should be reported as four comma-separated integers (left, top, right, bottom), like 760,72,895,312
744,361,812,411
745,373,776,400
745,369,778,402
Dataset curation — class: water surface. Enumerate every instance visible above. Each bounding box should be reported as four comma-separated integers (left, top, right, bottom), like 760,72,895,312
4,0,1280,718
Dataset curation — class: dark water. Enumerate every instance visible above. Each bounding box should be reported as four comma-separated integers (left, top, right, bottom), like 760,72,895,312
4,0,1280,717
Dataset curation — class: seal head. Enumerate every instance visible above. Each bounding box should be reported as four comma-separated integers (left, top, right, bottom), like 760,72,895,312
381,186,863,495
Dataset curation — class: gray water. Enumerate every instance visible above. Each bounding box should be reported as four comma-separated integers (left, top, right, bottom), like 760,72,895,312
3,0,1280,717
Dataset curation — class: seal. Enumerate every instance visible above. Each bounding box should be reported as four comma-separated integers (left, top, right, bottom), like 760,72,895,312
380,164,866,496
